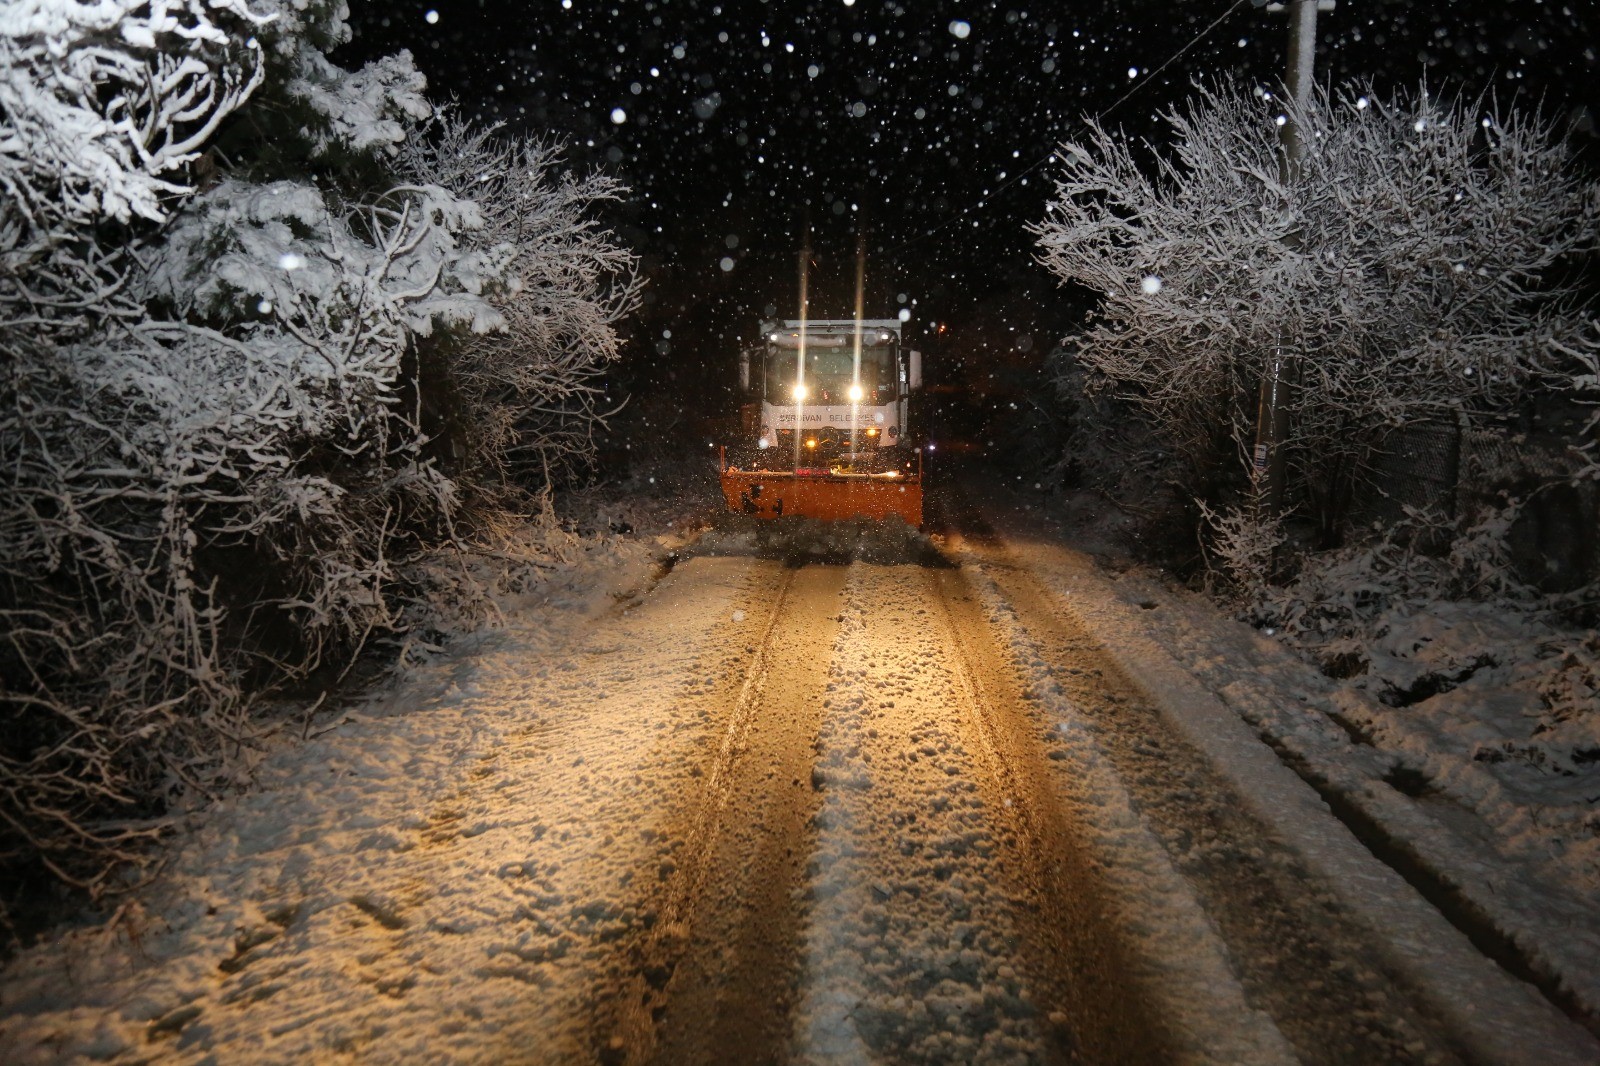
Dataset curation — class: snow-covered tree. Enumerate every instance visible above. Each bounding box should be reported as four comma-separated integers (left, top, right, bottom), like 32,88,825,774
1033,81,1600,541
398,113,641,493
0,3,636,900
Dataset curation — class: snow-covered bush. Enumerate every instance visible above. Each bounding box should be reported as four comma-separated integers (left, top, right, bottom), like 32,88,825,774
1,0,277,897
1252,504,1522,639
1247,502,1598,770
399,490,588,644
1197,487,1286,608
0,3,637,907
398,112,641,494
0,0,268,229
1033,80,1600,540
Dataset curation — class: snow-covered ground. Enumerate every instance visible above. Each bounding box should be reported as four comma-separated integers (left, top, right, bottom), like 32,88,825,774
1,464,1595,1064
0,468,719,1064
991,483,1600,1047
792,563,1293,1064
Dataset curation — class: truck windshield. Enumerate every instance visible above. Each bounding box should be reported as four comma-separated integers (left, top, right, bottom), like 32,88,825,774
765,343,895,404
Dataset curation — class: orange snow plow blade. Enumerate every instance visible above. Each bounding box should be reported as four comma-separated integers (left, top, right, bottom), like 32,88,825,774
720,458,923,528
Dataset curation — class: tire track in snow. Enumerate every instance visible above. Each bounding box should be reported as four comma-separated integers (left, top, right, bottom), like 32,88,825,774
791,562,1173,1064
941,507,1469,1064
595,560,844,1065
923,563,1286,1064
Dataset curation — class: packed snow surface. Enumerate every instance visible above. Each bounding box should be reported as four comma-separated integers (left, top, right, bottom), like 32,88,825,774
1,475,1596,1064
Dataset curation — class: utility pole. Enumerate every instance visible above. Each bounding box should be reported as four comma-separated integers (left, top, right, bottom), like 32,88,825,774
1251,0,1329,511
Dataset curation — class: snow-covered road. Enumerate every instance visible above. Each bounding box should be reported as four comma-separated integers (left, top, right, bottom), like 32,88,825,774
1,481,1596,1064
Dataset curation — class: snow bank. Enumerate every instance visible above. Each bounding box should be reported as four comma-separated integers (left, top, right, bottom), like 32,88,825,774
975,489,1600,1061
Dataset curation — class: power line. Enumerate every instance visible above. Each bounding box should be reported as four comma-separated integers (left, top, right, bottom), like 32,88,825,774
885,0,1251,261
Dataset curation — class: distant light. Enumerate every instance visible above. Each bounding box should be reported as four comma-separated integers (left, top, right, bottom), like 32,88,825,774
1414,118,1427,132
278,252,306,271
610,107,627,124
1275,114,1287,126
424,9,438,24
720,256,735,271
843,0,855,5
1140,275,1163,294
257,299,272,314
949,20,971,39
898,309,911,322
1128,66,1139,79
1356,96,1369,110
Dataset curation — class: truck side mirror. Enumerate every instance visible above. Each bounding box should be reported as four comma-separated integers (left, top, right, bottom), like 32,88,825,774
739,351,751,392
908,349,922,390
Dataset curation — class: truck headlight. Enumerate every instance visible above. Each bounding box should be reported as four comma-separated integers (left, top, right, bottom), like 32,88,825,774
847,384,864,402
792,383,808,401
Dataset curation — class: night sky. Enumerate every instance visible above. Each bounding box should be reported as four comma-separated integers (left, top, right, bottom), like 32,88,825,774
338,1,1599,432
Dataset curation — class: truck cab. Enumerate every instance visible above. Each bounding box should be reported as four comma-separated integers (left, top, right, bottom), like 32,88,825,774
724,317,925,527
740,318,922,475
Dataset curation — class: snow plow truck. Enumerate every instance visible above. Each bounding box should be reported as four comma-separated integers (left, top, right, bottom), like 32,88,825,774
720,317,924,527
